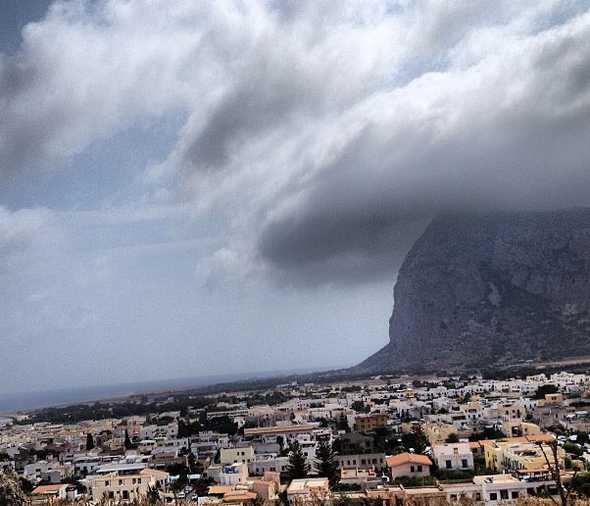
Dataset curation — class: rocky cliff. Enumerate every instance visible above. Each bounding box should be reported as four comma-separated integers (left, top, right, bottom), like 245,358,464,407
358,208,590,373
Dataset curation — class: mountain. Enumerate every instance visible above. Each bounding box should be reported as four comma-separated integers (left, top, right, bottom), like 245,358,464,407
357,208,590,373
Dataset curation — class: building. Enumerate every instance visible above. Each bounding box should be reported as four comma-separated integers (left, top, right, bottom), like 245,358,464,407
249,472,281,503
286,477,330,505
249,455,289,475
423,422,457,445
339,467,382,489
88,467,169,502
473,474,556,504
432,443,474,471
243,424,319,442
335,452,386,471
354,414,389,433
207,462,249,485
484,440,565,473
385,453,432,480
30,484,70,504
220,446,255,465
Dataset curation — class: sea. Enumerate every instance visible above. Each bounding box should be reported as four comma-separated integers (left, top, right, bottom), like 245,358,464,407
0,367,332,413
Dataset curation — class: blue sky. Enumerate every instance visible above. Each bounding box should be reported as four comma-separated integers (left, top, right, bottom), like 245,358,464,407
1,0,590,394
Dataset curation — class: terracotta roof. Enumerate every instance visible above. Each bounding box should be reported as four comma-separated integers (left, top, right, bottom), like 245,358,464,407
223,492,258,502
208,486,235,495
31,484,67,495
386,452,432,468
525,434,555,443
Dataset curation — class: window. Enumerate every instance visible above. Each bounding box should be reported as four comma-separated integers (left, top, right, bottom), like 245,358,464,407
500,490,508,500
417,465,423,472
512,492,519,499
122,491,129,500
410,465,415,472
461,459,468,468
119,480,123,485
445,460,452,469
489,493,497,501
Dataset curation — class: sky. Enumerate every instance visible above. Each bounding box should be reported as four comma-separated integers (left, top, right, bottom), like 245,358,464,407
1,0,590,395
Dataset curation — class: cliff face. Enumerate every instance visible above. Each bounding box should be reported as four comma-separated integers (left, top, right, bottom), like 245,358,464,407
358,208,590,372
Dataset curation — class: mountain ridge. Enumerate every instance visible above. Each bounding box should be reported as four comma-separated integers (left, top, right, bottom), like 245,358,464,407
356,207,590,373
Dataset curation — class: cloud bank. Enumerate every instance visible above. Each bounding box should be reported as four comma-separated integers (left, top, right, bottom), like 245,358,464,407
2,0,590,287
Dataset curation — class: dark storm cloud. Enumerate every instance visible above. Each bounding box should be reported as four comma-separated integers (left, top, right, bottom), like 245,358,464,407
250,11,590,284
2,0,590,287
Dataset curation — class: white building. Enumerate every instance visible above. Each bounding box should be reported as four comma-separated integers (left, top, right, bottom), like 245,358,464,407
432,443,474,472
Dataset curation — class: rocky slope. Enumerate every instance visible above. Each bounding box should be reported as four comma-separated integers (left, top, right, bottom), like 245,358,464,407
357,208,590,373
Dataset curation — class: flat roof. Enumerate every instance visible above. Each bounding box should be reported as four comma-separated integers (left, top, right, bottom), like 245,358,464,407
244,424,318,436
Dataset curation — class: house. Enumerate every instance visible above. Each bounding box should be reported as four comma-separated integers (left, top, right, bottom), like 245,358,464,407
220,446,255,465
432,443,474,471
339,467,381,489
249,455,289,475
423,422,457,445
23,460,69,484
88,467,169,502
484,440,565,473
473,474,556,504
385,453,432,480
334,432,376,454
353,414,388,432
207,462,249,485
335,452,386,471
243,424,319,443
286,477,330,505
249,472,281,503
502,420,542,437
30,484,69,504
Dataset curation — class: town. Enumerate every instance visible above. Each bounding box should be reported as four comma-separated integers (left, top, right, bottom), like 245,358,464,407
3,370,590,505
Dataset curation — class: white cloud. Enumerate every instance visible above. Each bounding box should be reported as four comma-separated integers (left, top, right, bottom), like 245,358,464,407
1,0,590,287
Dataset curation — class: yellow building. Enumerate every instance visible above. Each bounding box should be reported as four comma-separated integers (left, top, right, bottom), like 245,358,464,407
220,446,255,465
354,414,388,432
423,422,457,445
484,440,564,473
502,420,542,437
89,468,169,502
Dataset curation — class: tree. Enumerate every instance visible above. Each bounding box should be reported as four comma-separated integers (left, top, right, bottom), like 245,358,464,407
187,451,198,474
534,384,559,400
336,414,349,432
571,472,590,497
277,436,285,453
146,484,161,504
124,429,133,450
351,401,369,414
315,440,338,485
0,469,28,506
400,426,429,454
172,466,189,492
537,440,575,506
86,432,95,451
285,440,309,480
446,433,459,443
